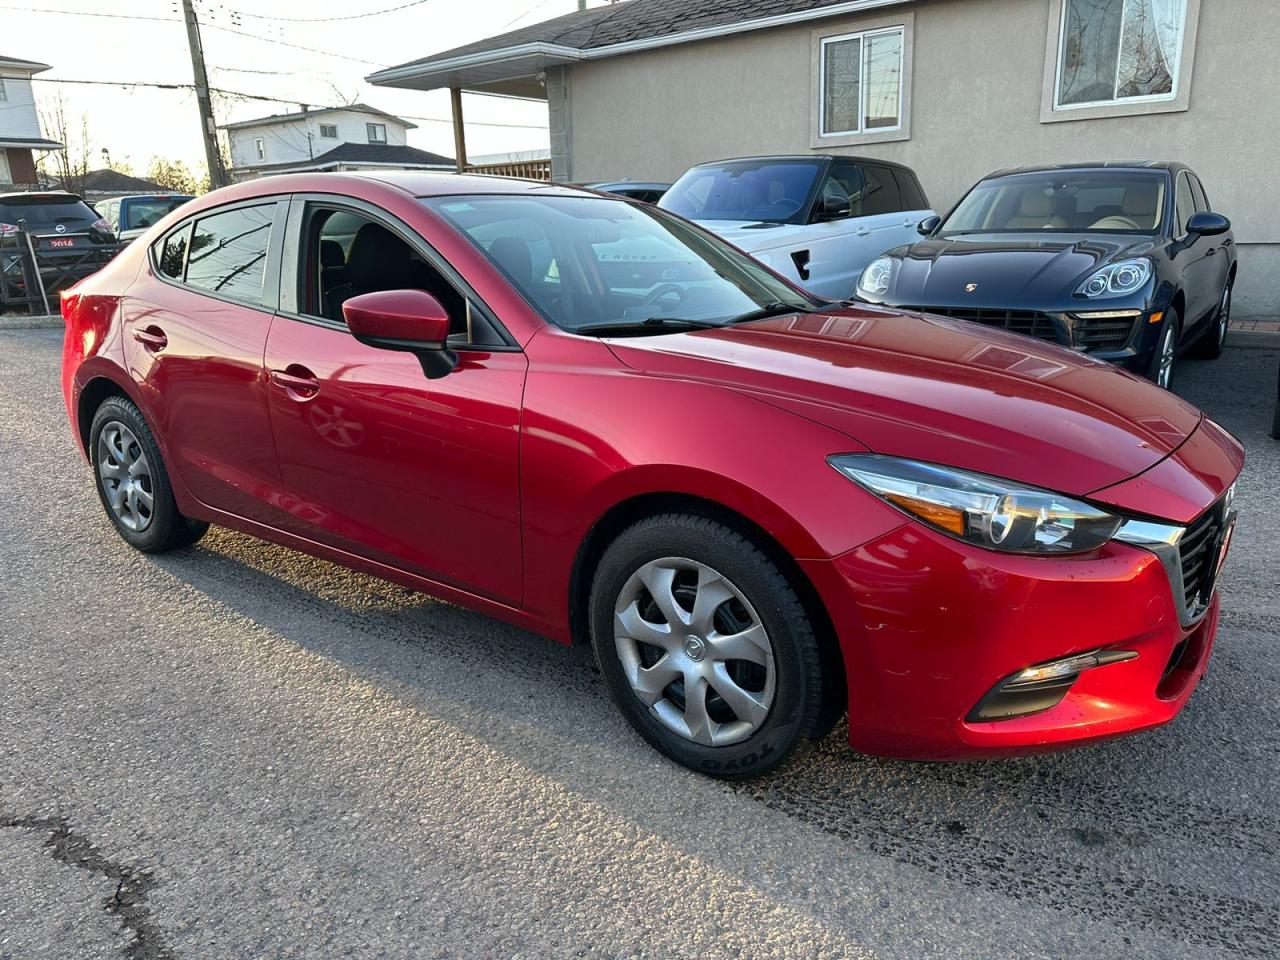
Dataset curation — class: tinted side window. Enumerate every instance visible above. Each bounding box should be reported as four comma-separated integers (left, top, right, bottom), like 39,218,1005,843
1188,174,1210,213
861,164,904,215
893,169,928,211
1174,173,1195,235
185,204,275,304
153,224,190,280
820,160,866,218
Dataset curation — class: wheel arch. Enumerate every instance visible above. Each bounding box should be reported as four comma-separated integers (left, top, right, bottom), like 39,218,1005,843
568,490,848,739
76,372,137,457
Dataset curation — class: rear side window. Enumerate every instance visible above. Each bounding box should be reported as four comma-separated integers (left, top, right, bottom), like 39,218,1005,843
893,169,928,211
860,164,904,215
185,204,276,303
154,225,191,280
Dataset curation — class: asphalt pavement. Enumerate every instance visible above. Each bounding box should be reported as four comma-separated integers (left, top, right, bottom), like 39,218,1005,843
1,327,1277,960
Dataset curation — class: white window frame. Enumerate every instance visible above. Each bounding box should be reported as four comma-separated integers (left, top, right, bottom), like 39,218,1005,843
1041,0,1200,123
254,137,265,161
818,26,905,138
0,78,7,102
809,11,913,149
0,150,11,184
366,122,387,144
319,123,338,139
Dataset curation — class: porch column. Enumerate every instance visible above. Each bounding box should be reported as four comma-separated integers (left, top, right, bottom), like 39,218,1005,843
450,87,467,174
546,66,573,182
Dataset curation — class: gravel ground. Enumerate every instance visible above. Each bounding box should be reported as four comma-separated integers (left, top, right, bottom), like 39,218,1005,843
1,327,1277,960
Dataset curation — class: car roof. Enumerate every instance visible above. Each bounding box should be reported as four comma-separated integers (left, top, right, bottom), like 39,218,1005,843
324,170,603,199
105,194,194,201
691,154,917,172
586,181,671,191
982,161,1188,180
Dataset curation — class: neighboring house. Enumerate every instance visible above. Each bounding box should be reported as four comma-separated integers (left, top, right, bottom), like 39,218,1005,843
221,104,451,181
0,54,63,188
369,0,1280,316
59,168,169,203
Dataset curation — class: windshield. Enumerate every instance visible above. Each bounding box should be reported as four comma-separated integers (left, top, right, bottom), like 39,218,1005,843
658,159,822,224
0,195,98,231
939,170,1167,235
426,194,814,334
123,197,191,230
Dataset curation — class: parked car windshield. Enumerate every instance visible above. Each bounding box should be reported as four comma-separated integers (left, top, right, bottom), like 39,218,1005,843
122,196,192,231
939,170,1167,235
659,159,823,224
0,194,100,233
426,194,815,333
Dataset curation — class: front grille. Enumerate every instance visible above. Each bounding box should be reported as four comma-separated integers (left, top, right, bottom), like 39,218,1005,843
1179,505,1224,611
904,306,1063,344
1072,315,1138,351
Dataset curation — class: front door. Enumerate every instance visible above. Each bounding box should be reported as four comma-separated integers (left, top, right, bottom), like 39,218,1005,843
263,201,527,604
122,200,287,525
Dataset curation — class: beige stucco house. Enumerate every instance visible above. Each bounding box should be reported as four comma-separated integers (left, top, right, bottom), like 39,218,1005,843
371,0,1279,317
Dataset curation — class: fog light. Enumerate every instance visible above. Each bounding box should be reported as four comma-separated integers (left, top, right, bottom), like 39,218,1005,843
967,649,1137,722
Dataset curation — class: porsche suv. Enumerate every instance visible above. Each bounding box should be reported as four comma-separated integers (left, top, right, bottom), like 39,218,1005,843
62,172,1242,778
856,163,1236,390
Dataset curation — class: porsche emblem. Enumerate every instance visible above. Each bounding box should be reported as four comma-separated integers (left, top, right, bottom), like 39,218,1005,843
964,282,978,293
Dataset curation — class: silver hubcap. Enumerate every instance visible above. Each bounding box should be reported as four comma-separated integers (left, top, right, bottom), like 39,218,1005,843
97,421,154,532
1158,325,1176,389
613,557,775,747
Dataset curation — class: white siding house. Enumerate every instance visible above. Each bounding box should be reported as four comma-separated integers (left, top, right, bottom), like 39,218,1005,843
0,54,63,187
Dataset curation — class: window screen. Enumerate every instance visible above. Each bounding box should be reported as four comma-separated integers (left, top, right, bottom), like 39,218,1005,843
184,204,275,303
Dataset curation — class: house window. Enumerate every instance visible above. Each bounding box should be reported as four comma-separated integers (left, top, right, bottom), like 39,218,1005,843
0,78,7,102
819,26,904,136
254,137,265,161
1055,0,1188,108
366,122,387,144
319,123,337,139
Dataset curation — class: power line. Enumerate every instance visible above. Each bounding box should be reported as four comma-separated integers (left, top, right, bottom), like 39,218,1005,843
198,21,391,67
0,4,178,23
212,0,433,23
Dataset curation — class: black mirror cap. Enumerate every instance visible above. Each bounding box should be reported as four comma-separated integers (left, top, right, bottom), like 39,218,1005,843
1187,211,1230,236
917,215,941,236
819,195,851,220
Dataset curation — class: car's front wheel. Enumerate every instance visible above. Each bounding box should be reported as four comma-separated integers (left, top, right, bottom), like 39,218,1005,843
1147,308,1180,390
89,396,208,553
590,513,825,778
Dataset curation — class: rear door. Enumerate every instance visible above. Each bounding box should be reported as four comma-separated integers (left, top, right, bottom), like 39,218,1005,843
261,197,528,604
858,162,929,257
122,199,289,525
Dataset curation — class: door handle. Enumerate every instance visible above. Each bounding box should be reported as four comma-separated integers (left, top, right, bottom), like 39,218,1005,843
270,365,320,400
855,227,871,236
132,326,168,351
1205,247,1218,256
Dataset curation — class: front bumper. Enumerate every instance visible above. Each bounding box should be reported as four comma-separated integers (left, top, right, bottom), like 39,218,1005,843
802,520,1221,760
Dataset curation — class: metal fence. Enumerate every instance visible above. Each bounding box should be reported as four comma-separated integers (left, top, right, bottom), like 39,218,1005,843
0,225,126,316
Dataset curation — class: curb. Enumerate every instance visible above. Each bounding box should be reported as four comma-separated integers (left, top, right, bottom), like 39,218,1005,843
0,314,61,330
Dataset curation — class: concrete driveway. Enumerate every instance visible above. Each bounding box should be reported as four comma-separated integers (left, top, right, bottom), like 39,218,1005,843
1,327,1277,959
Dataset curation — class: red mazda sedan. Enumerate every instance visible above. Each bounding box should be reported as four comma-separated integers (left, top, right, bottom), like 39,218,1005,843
61,173,1243,777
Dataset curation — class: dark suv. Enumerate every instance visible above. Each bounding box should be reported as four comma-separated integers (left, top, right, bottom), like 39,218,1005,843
1,191,118,307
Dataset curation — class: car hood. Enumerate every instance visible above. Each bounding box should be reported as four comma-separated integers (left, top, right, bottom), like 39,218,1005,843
694,219,814,254
886,233,1157,303
604,305,1202,496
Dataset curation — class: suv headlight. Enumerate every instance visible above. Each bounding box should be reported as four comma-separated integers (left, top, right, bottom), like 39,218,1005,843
1076,258,1152,298
857,257,894,298
829,455,1121,554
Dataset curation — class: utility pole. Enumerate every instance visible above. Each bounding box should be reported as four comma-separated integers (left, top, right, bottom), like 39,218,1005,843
181,0,226,190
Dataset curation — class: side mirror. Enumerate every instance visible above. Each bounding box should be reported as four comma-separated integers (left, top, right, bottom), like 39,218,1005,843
1186,211,1230,237
817,195,851,220
917,215,941,236
343,289,458,380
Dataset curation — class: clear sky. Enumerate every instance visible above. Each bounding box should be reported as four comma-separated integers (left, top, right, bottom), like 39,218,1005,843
2,0,601,174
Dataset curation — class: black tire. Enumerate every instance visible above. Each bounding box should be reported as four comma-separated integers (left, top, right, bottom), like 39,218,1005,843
1146,307,1179,390
589,513,825,779
1193,281,1231,359
89,396,209,553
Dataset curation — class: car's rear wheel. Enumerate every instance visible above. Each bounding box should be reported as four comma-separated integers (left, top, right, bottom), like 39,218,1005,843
1194,280,1231,359
589,513,824,778
89,396,208,553
1147,308,1180,390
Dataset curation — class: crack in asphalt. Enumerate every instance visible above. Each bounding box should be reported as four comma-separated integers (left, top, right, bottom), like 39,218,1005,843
0,811,175,960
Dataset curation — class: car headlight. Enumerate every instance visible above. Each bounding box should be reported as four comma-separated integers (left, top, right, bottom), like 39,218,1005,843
857,257,894,298
829,455,1121,554
1076,258,1152,298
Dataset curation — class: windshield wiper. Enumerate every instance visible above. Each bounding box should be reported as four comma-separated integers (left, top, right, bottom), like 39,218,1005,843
574,316,723,336
725,301,818,325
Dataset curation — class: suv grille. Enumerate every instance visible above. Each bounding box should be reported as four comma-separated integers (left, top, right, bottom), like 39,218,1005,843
1179,505,1225,611
905,307,1062,344
1072,315,1138,351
